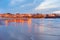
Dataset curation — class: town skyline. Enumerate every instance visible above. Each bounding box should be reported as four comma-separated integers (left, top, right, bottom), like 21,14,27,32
0,13,60,18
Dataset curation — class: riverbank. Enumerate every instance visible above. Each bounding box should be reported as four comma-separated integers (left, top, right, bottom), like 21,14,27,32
0,13,60,18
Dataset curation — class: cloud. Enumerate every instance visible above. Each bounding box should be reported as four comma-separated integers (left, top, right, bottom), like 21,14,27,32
8,0,42,13
10,0,25,6
10,0,36,7
35,0,60,10
0,0,60,13
32,7,60,14
53,11,60,13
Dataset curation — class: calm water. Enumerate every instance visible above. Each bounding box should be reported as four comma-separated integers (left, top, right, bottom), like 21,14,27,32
0,18,60,40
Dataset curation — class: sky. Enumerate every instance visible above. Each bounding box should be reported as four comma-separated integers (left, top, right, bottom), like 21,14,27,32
0,0,60,14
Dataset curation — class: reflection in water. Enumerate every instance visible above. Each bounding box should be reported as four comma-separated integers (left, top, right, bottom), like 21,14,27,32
4,18,32,27
27,19,32,32
0,19,60,40
39,19,45,33
0,21,3,25
5,20,9,27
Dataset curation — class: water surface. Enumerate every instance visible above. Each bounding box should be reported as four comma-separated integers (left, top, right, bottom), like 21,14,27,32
0,18,60,40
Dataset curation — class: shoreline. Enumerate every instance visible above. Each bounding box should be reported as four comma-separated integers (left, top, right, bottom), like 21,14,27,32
0,13,60,18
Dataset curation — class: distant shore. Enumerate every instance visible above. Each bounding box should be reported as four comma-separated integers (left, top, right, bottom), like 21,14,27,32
0,13,60,18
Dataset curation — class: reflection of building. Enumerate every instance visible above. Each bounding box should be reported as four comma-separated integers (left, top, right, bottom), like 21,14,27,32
5,18,32,26
5,20,9,27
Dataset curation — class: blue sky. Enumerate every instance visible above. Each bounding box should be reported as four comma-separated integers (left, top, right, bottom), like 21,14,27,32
0,0,60,14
